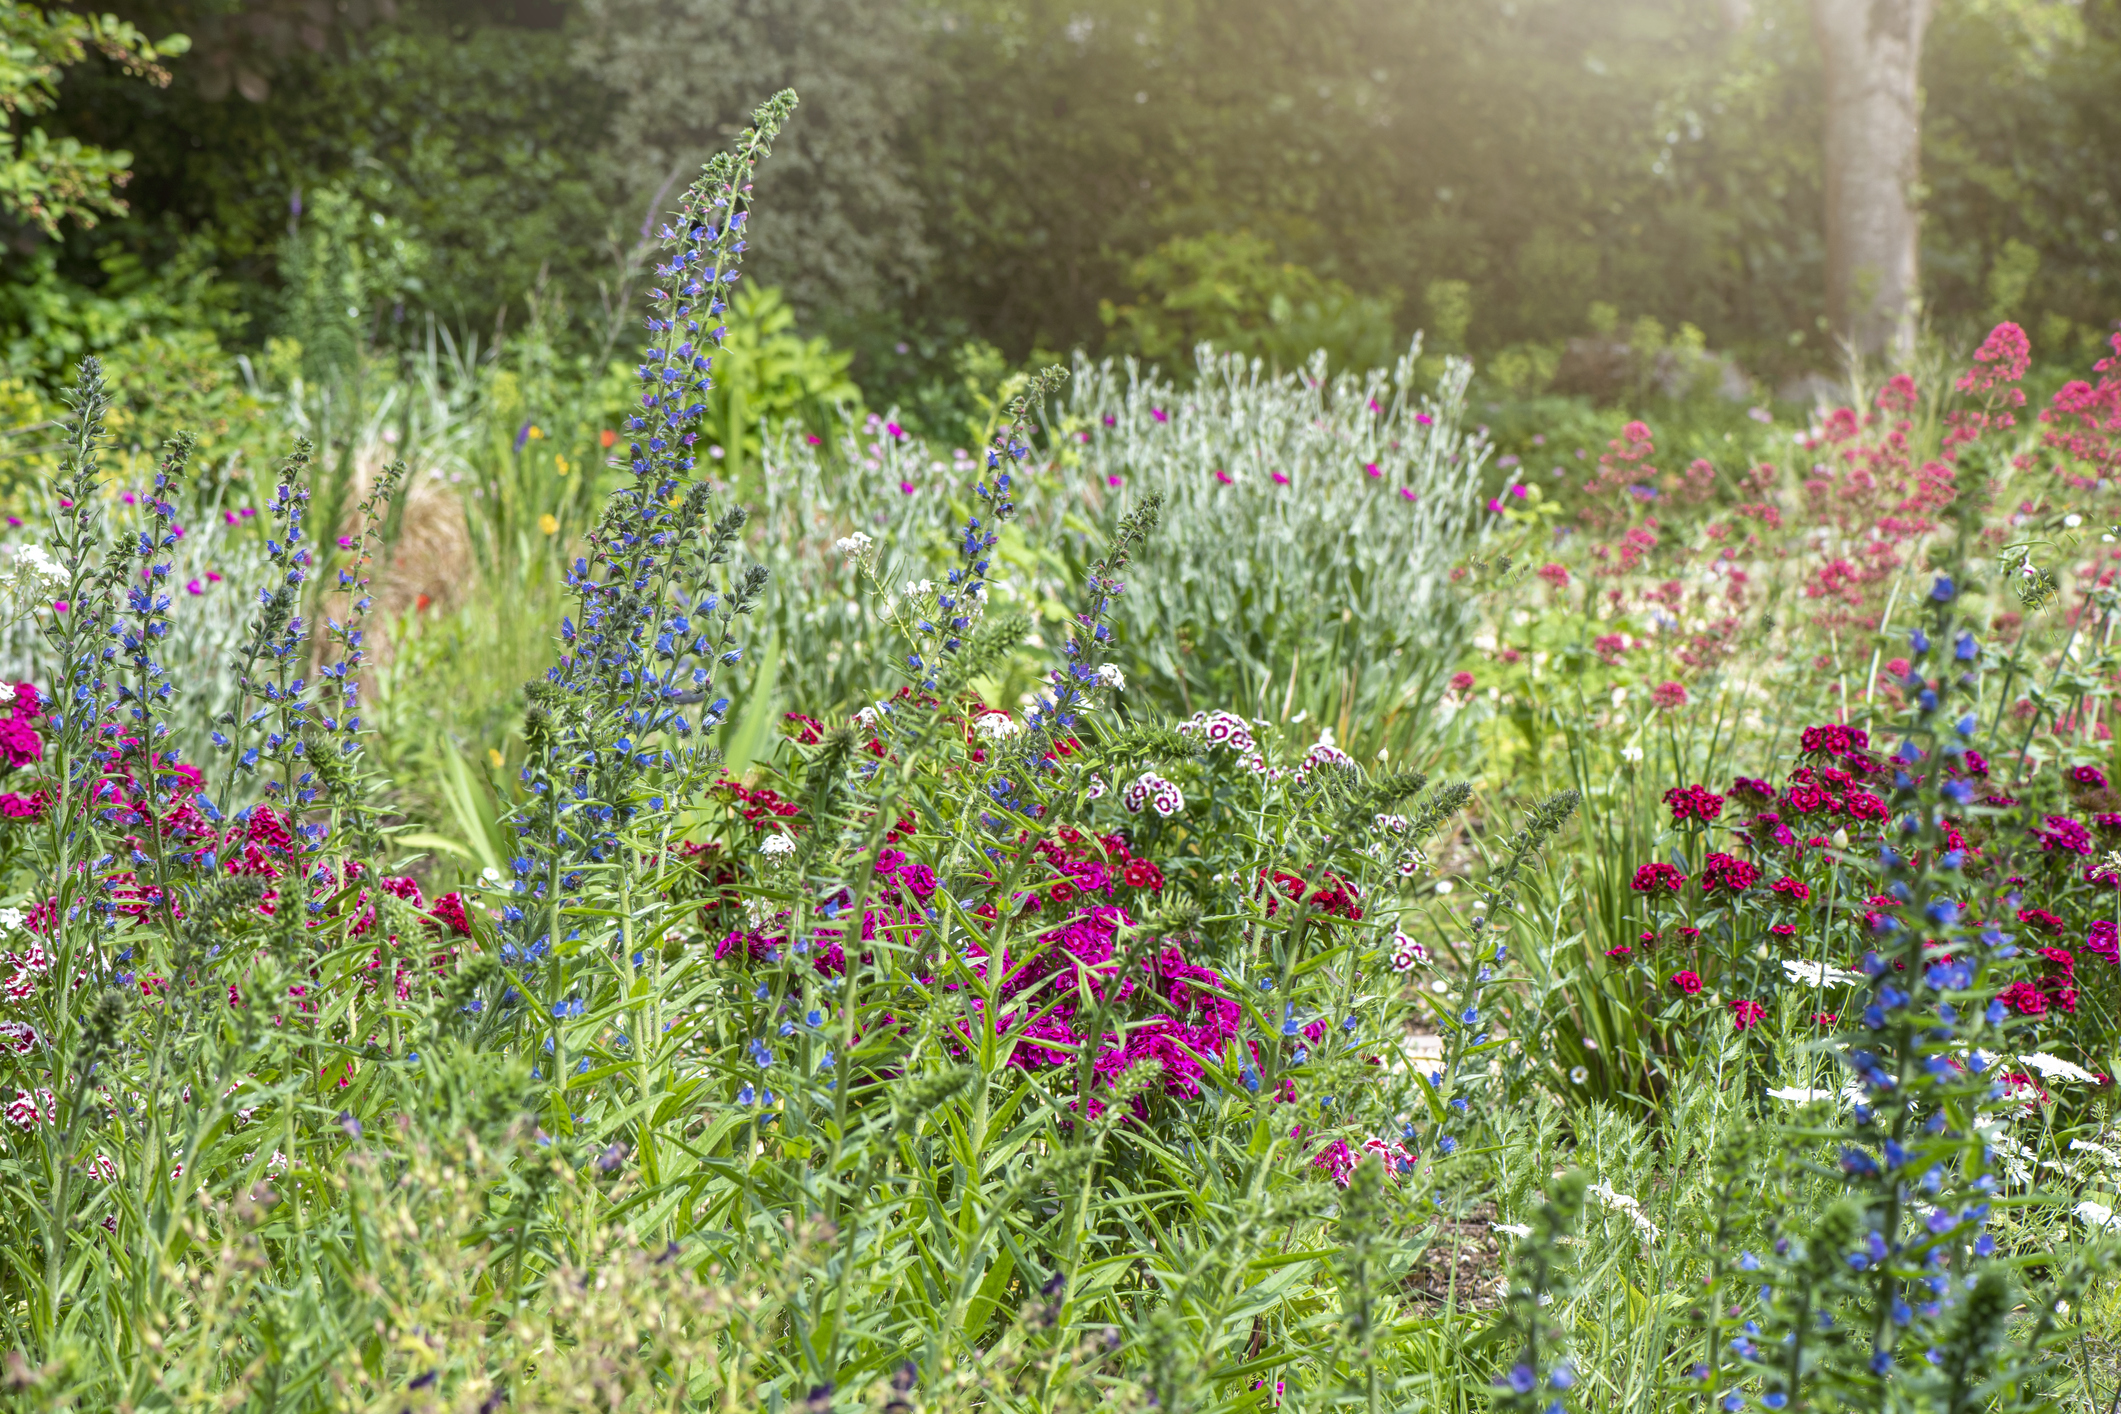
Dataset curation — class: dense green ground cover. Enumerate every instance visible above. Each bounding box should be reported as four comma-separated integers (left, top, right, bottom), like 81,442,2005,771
4,95,2121,1414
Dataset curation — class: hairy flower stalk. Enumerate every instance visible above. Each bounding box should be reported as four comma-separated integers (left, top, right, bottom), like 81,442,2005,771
498,92,795,1074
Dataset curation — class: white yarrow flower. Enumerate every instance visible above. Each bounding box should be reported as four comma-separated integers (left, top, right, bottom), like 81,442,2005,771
2076,1200,2121,1231
1588,1180,1660,1241
760,834,796,857
1781,959,1866,988
2022,1052,2098,1083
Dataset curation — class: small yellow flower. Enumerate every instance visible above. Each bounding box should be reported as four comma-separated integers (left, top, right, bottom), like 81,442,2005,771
487,748,504,769
539,513,559,536
555,454,570,475
527,425,544,440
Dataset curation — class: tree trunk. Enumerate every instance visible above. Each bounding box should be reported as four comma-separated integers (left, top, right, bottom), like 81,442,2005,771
1811,0,1932,358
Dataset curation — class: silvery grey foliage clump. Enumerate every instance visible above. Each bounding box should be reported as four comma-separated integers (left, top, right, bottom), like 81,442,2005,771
754,341,1489,755
1064,342,1488,751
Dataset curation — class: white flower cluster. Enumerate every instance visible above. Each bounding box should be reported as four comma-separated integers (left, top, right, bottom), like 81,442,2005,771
1096,663,1125,689
759,833,796,857
973,710,1023,742
2021,1051,2099,1084
1588,1179,1661,1243
0,544,65,615
1121,772,1185,817
833,530,874,560
1780,959,1866,988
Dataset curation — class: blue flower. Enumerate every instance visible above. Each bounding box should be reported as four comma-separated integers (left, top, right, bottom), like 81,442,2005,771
1437,1135,1458,1155
1930,575,1955,602
1763,1393,1788,1409
1909,627,1929,656
1499,1364,1536,1395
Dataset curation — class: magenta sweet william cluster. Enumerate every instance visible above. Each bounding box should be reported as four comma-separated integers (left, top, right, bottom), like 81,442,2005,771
0,682,47,819
711,827,1256,1114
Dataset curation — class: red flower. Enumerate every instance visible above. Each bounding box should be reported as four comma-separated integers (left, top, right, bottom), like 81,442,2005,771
1730,998,1767,1031
1048,880,1077,905
1843,791,1888,822
1449,671,1476,694
1700,852,1759,892
1123,859,1165,891
1769,923,1796,937
1800,724,1871,758
1669,970,1703,996
1996,981,2047,1017
1631,862,1687,893
2017,907,2067,936
2088,920,2120,964
2071,765,2110,790
1604,945,1633,959
1663,785,1725,824
429,893,472,937
1771,876,1810,902
1651,680,1689,710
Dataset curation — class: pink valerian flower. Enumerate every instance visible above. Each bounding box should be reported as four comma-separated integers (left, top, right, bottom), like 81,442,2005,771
1729,998,1767,1031
1536,563,1570,589
1662,785,1724,825
1650,681,1688,710
1699,853,1760,892
1449,671,1475,694
2037,815,2094,855
1956,322,2032,398
1631,862,1687,893
2040,330,2121,481
1668,970,1703,996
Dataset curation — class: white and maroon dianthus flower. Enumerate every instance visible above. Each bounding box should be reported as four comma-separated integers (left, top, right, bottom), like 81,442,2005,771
1121,772,1185,817
1390,928,1428,972
6,1086,55,1129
